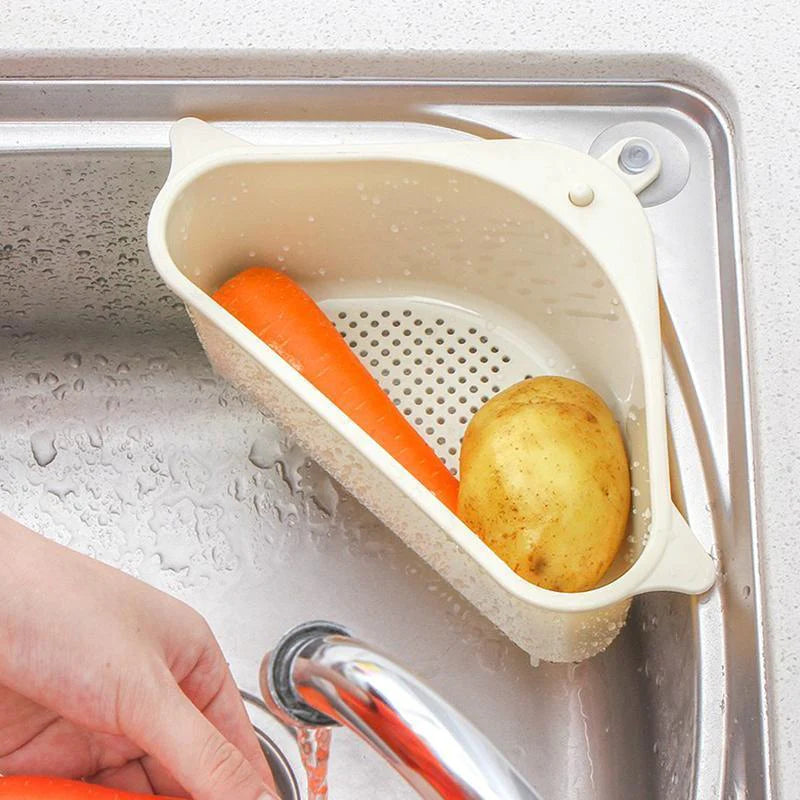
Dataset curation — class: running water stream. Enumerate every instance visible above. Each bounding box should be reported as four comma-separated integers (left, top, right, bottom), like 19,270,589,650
295,725,332,800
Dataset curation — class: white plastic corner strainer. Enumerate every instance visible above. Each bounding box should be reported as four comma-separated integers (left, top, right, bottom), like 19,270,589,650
147,118,715,662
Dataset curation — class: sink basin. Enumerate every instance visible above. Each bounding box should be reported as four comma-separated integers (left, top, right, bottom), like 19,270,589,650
0,79,770,798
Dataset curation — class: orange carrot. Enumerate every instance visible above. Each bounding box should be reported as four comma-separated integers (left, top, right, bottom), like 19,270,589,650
0,776,181,799
213,267,459,511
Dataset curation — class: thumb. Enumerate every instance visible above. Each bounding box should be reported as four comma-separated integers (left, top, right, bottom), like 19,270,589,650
126,672,277,800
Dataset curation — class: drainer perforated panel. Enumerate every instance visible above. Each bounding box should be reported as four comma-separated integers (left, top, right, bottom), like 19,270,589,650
320,297,560,475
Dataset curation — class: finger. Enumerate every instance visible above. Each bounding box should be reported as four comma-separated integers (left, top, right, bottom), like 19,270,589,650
90,761,157,795
177,639,272,788
197,671,274,787
0,716,138,779
138,754,188,798
125,670,277,800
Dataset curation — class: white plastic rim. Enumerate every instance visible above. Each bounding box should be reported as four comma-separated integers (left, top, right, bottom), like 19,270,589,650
147,118,715,617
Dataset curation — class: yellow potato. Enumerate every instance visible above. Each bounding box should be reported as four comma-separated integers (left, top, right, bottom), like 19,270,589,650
458,376,630,592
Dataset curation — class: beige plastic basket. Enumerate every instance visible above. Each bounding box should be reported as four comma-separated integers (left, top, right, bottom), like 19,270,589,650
147,119,715,662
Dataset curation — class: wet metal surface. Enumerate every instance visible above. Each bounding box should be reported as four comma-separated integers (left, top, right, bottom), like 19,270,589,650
0,79,768,798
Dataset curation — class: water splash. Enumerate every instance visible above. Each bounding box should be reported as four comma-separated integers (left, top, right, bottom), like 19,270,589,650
295,726,332,800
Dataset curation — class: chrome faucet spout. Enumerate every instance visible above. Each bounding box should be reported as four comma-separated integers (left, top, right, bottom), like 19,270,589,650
261,621,542,800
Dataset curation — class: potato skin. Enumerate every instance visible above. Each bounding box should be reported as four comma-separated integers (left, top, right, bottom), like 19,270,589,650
457,376,631,592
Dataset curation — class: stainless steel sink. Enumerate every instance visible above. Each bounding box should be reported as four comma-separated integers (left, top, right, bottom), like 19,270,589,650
0,79,771,799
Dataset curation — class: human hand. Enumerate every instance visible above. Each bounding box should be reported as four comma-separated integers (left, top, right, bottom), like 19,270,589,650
0,513,276,799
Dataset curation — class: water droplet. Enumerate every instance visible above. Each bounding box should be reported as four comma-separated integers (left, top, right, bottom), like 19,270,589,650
248,437,282,469
31,430,57,466
742,584,751,599
307,215,316,223
389,223,399,233
51,384,68,400
87,426,103,448
64,352,82,367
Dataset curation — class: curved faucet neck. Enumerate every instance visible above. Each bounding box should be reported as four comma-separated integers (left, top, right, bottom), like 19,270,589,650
263,622,542,800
